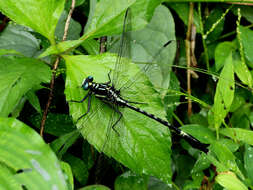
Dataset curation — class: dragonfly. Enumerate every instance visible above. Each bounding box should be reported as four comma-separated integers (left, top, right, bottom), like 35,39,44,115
70,8,209,153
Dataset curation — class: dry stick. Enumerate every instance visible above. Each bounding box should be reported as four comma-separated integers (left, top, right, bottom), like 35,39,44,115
185,2,194,116
40,0,76,137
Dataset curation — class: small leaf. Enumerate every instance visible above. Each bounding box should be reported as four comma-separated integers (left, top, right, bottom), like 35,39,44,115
216,172,248,190
0,117,68,189
233,54,253,88
63,153,88,185
214,41,235,71
212,53,234,131
244,145,253,185
240,26,253,64
0,57,51,117
26,90,42,114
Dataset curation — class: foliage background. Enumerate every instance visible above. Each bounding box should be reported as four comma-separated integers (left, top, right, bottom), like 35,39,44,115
0,0,253,190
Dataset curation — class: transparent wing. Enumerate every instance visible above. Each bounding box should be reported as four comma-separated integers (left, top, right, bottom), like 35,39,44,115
120,40,174,96
111,8,132,89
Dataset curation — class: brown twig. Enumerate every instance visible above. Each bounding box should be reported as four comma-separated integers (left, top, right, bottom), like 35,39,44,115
40,0,76,137
185,2,195,116
99,36,107,53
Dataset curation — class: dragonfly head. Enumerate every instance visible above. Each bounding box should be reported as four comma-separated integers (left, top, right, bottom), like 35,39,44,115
82,76,93,90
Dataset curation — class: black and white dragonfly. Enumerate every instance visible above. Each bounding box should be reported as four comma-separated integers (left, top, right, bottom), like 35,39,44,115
68,8,208,153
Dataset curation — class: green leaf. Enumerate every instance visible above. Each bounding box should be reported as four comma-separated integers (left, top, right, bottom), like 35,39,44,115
0,163,22,190
233,53,253,88
214,41,235,71
0,117,68,189
210,142,241,176
55,11,82,41
0,49,23,56
232,6,253,24
26,90,42,114
114,171,149,190
63,153,88,185
29,113,75,136
180,124,216,144
147,176,173,190
40,0,164,57
60,161,74,190
81,38,100,55
211,53,234,131
0,57,51,117
129,5,176,91
79,185,110,190
38,39,84,58
0,24,40,57
220,128,253,146
244,145,253,185
216,172,248,190
0,0,65,43
240,26,253,64
191,154,211,174
64,54,172,183
108,5,176,93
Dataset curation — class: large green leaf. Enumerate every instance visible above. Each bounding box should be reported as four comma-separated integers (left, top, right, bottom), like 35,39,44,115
0,0,65,43
0,57,51,117
120,5,176,91
39,0,163,57
0,117,68,189
0,24,40,57
64,54,172,183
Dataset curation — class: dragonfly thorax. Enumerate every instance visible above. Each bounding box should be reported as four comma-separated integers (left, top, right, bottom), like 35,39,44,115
82,76,93,90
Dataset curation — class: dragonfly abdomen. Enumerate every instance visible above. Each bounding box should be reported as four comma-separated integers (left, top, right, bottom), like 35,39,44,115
124,102,208,153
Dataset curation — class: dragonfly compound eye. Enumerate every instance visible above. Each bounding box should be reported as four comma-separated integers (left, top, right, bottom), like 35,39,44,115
88,76,93,82
82,81,89,90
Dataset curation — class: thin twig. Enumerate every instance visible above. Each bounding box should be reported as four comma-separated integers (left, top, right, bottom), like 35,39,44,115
40,0,76,137
100,36,107,53
185,2,194,116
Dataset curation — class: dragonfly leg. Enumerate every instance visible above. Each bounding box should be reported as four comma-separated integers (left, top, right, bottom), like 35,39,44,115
112,108,123,136
70,91,92,103
127,100,147,105
76,93,92,121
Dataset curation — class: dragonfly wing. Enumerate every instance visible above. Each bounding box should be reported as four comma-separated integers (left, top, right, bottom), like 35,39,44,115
111,8,132,89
